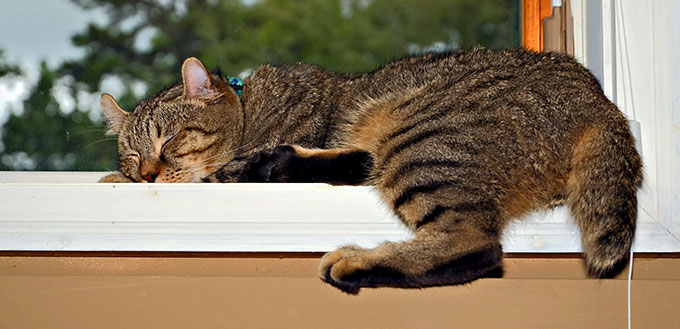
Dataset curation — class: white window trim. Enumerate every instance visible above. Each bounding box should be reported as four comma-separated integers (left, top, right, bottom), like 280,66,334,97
0,171,678,253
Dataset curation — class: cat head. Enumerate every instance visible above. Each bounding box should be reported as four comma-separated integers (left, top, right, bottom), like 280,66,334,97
101,57,244,182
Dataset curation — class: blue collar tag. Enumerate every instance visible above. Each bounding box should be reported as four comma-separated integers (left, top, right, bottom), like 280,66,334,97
228,77,243,97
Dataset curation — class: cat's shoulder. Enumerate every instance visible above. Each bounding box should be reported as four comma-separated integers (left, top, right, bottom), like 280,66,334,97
249,62,342,85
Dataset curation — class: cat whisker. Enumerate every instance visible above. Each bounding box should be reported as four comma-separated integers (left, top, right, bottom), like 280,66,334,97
73,127,109,135
83,138,118,148
189,162,223,175
196,151,234,166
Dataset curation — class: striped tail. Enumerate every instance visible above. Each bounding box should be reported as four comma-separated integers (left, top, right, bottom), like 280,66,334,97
566,121,642,276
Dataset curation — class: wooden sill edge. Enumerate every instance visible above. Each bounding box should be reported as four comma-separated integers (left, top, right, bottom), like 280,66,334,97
1,250,679,259
2,251,678,281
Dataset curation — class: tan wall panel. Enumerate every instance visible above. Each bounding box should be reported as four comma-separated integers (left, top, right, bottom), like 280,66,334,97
1,255,678,329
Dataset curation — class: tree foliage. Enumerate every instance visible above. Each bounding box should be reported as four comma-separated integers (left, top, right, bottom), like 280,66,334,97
0,50,21,77
0,62,118,170
1,0,519,171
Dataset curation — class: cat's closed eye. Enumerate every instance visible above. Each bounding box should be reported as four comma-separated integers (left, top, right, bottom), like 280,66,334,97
182,127,213,134
122,153,140,165
160,134,177,153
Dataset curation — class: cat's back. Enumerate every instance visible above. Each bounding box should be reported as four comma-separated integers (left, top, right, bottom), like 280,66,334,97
352,49,617,151
366,48,600,92
348,48,635,207
354,48,616,132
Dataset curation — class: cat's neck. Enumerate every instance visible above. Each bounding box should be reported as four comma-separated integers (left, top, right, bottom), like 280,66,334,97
236,64,353,155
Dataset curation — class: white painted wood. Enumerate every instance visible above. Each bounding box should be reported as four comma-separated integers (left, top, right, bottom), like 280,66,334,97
600,0,617,103
0,172,677,252
0,171,106,183
611,1,659,224
571,0,605,87
570,0,586,64
651,1,680,237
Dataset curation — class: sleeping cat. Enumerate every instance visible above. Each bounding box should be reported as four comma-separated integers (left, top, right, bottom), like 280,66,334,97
100,48,642,294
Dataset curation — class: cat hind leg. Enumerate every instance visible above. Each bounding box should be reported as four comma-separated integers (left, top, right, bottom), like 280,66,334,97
319,221,503,295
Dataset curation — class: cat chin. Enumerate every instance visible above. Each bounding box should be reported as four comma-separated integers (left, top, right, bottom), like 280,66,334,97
154,176,202,183
150,167,208,183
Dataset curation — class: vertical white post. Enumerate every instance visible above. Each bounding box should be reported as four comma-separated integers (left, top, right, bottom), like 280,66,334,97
570,0,585,62
600,0,617,103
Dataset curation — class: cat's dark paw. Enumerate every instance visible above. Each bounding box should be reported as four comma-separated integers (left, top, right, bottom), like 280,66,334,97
205,160,249,183
99,172,135,183
237,145,298,182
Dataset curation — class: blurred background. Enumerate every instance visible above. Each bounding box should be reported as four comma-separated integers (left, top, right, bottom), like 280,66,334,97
0,0,520,171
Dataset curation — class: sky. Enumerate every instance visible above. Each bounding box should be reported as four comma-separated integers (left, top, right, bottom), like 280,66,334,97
0,0,105,122
0,0,104,69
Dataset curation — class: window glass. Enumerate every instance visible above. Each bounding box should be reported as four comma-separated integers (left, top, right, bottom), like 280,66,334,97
0,0,519,171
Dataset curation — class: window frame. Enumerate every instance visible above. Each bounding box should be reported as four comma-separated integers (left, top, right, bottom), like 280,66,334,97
0,171,678,253
1,1,678,254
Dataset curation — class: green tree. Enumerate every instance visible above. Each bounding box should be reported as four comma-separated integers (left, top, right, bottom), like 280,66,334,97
0,62,117,170
0,50,21,77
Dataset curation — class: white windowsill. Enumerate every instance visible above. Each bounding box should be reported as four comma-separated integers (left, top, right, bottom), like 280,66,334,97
0,171,678,253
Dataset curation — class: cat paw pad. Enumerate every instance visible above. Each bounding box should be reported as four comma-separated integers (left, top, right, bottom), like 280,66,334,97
319,245,370,294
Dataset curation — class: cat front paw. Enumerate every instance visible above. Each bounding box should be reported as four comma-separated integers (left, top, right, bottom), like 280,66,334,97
319,245,373,295
98,172,135,183
237,145,298,182
207,160,249,182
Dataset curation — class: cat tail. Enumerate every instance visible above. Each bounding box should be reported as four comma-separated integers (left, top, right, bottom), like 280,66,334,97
567,118,643,277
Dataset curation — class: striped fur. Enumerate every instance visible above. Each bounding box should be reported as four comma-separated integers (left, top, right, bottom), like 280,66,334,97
101,49,642,294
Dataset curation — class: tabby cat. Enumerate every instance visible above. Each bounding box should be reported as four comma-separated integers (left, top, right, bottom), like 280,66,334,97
100,48,642,294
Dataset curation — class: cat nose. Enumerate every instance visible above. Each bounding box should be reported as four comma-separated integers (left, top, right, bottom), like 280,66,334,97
141,172,159,183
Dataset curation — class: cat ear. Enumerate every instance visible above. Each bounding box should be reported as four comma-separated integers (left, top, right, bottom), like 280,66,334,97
182,57,220,100
100,93,128,135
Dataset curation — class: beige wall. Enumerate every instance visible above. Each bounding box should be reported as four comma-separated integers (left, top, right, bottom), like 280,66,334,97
1,253,679,329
